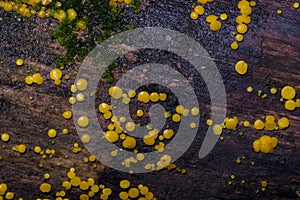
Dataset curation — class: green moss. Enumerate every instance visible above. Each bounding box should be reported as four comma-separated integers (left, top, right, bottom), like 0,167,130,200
51,0,139,81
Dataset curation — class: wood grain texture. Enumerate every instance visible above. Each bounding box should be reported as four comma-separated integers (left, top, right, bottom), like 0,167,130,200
0,0,299,199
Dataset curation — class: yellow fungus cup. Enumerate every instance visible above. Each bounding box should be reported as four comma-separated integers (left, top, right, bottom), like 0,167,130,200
40,183,52,193
190,12,199,20
50,68,63,80
122,136,136,149
77,20,87,30
253,135,278,153
281,86,296,100
16,58,24,66
235,60,248,75
67,8,77,21
1,133,10,142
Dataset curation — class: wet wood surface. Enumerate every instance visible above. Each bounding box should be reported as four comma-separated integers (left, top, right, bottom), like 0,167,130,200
0,0,299,199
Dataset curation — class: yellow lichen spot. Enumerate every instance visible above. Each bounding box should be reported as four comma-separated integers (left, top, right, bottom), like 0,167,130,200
80,181,89,190
44,173,50,179
40,183,52,193
62,110,72,119
247,86,253,93
50,68,62,80
175,105,184,114
190,122,197,129
79,194,89,200
237,24,248,34
70,84,77,93
16,58,24,66
143,135,155,146
220,13,228,20
253,135,278,153
70,176,81,187
250,1,256,7
34,146,42,153
172,114,181,123
206,119,213,126
253,140,260,152
62,181,72,190
0,183,8,195
128,188,139,198
194,5,205,15
224,117,238,130
89,155,96,162
236,34,244,42
164,112,171,118
109,86,123,99
25,76,34,85
159,93,167,101
62,128,69,134
105,131,119,143
261,180,268,187
124,0,132,5
17,144,27,154
206,15,218,23
5,192,14,200
210,20,222,31
77,116,89,127
32,73,44,85
76,93,85,102
76,78,88,91
235,60,248,75
48,129,57,139
277,9,282,14
83,157,89,163
136,153,145,161
99,103,110,113
81,133,91,143
120,180,130,189
145,192,154,199
281,86,296,100
122,136,136,149
182,108,189,117
285,100,296,111
163,129,174,139
270,87,277,94
136,109,144,117
191,107,199,116
198,0,208,4
67,8,77,21
190,12,198,20
240,5,252,15
77,20,87,30
38,10,46,18
103,187,112,195
213,124,223,135
295,99,300,108
278,117,289,129
119,191,129,200
253,119,264,130
1,133,10,142
230,41,239,50
243,120,251,127
125,122,136,132
138,91,150,103
128,90,136,98
119,116,126,123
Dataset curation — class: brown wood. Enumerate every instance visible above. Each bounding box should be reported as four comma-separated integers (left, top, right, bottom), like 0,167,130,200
0,0,299,199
